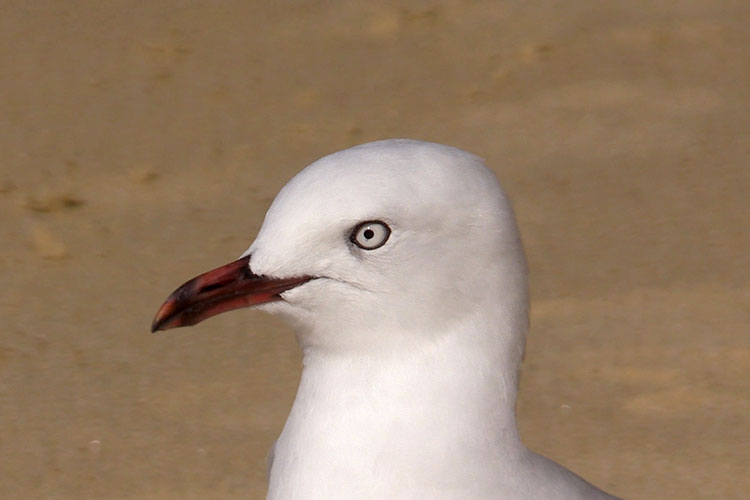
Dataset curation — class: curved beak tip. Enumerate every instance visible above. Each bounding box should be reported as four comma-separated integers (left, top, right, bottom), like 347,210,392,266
150,316,166,333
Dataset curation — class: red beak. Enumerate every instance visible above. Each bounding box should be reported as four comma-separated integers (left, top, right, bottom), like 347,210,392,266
151,255,311,332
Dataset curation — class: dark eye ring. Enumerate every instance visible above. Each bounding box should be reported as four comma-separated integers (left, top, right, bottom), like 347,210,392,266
350,220,391,250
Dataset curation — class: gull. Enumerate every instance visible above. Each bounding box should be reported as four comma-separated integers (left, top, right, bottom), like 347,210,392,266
152,139,622,499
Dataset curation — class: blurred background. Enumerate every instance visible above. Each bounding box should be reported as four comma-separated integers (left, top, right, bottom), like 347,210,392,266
1,1,748,499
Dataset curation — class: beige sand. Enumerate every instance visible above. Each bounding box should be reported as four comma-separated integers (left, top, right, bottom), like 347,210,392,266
1,2,748,499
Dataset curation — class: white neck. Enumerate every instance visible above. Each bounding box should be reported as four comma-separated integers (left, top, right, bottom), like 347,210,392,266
267,311,528,500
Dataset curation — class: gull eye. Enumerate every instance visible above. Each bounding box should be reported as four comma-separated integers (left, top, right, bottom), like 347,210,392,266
351,220,391,250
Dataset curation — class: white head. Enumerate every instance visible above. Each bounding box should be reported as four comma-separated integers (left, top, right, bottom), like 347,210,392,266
243,139,529,355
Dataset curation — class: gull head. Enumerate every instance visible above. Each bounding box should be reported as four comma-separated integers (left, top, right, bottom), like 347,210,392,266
152,139,528,354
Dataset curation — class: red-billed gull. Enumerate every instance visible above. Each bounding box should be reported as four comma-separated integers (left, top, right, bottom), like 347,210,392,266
152,139,621,500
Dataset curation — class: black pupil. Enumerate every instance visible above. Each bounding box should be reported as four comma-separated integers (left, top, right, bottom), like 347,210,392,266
363,228,375,240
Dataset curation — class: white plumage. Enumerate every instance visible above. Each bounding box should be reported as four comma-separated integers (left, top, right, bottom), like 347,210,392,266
246,140,620,499
153,139,621,499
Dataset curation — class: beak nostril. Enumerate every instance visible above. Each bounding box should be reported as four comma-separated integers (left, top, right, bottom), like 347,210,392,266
198,281,229,294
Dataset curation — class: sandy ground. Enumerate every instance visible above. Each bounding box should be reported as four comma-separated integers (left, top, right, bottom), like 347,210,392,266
1,1,748,499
